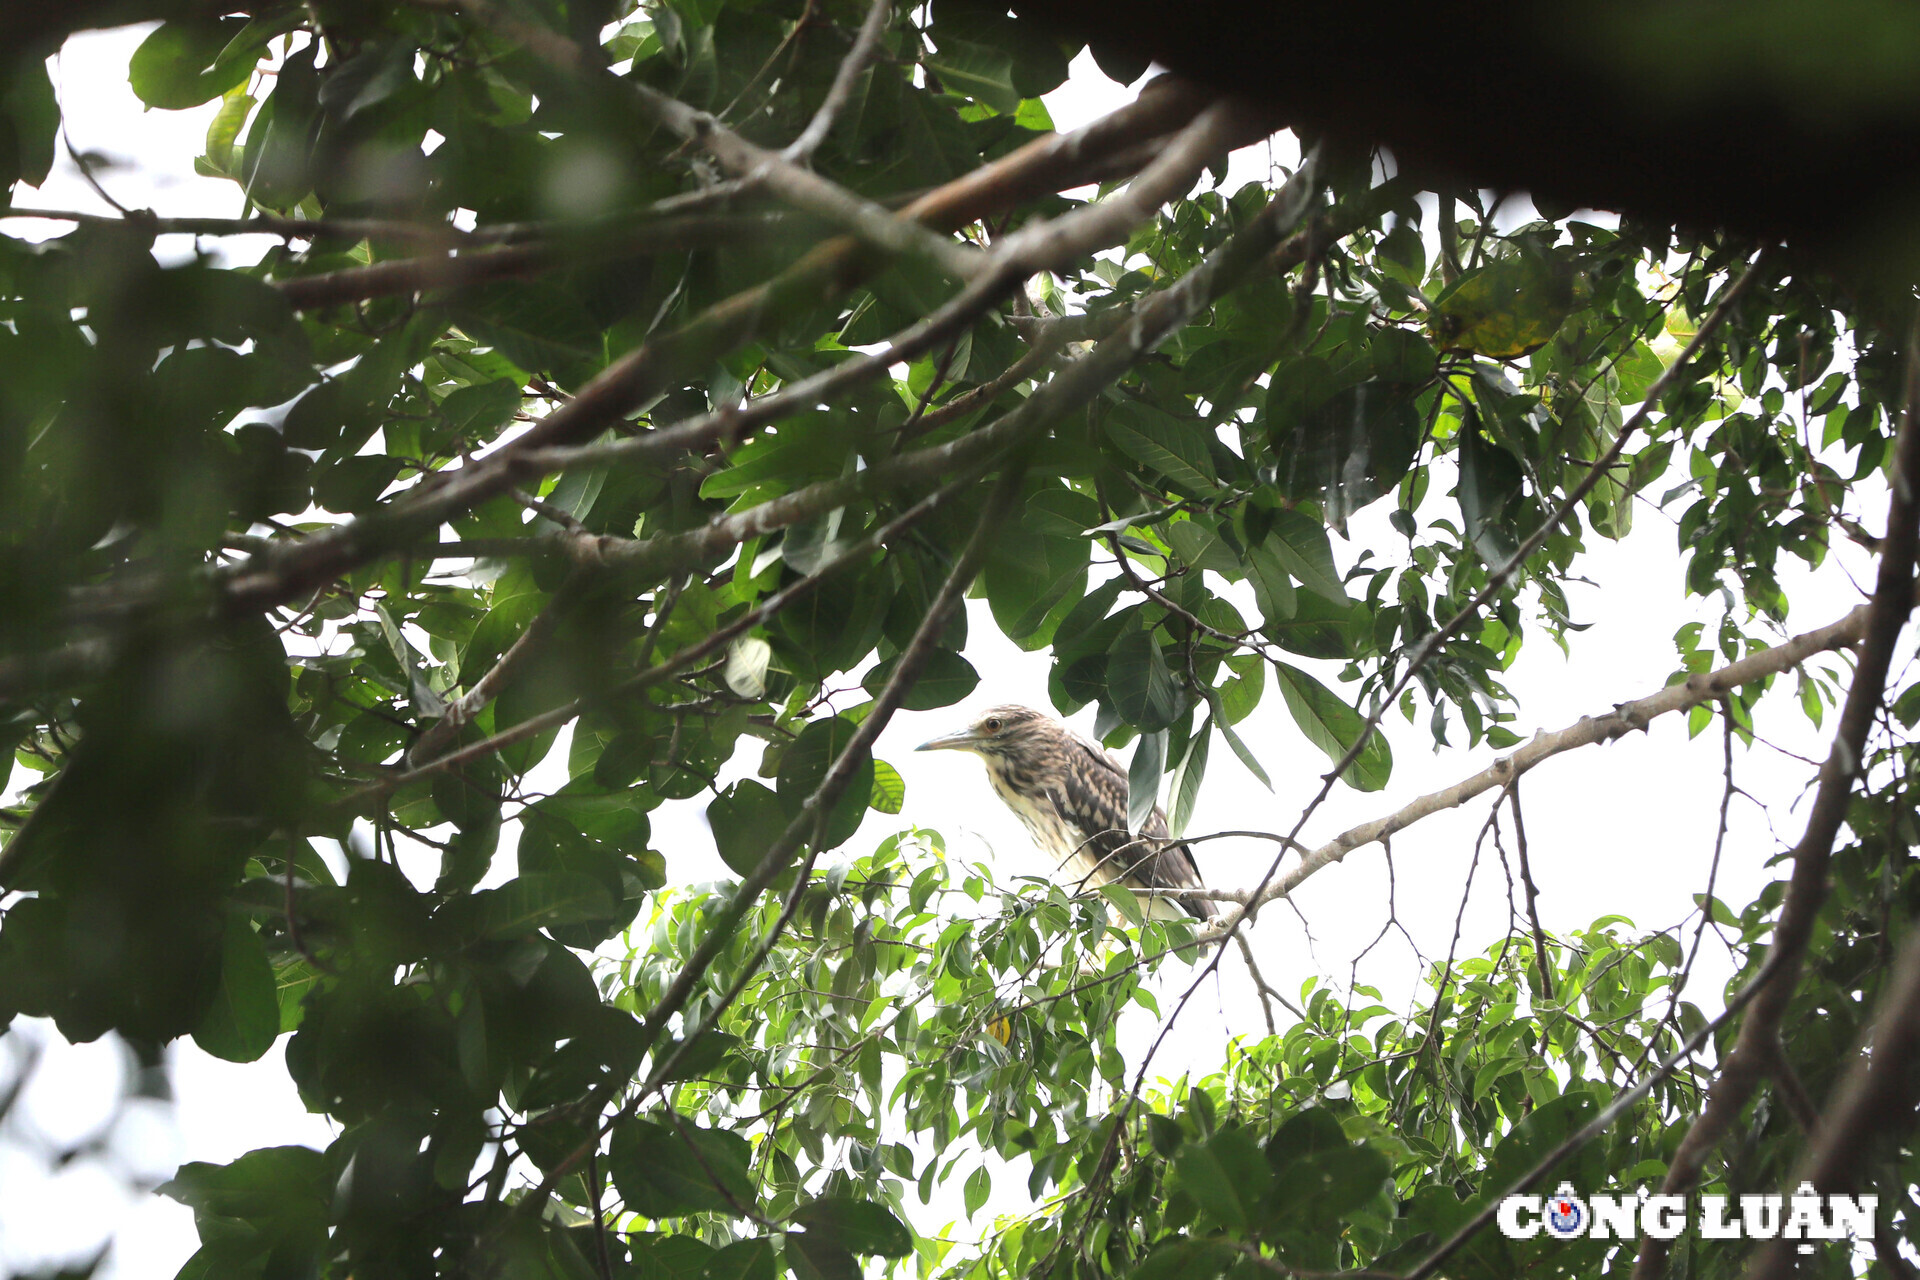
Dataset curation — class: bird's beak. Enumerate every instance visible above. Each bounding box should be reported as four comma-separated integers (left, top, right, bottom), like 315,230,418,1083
914,728,980,753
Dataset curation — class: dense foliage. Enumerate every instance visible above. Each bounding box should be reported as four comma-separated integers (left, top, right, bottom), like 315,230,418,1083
1,3,1917,1279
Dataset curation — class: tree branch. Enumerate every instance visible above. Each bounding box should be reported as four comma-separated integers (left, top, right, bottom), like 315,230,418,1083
1189,591,1877,938
781,0,891,163
1507,782,1553,1001
272,213,789,311
1640,314,1920,1280
0,206,477,245
432,0,981,280
213,74,1227,617
516,459,1025,1212
335,461,990,808
1747,926,1920,1280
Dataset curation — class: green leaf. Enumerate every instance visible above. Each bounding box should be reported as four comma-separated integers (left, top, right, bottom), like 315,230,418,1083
1458,414,1525,567
784,1232,861,1280
1206,691,1272,790
925,37,1021,115
1243,536,1298,626
703,1239,776,1280
1266,509,1349,605
439,379,524,439
313,455,405,515
861,649,979,710
787,1198,913,1257
1089,41,1151,87
1267,378,1421,523
199,86,255,178
4,60,59,188
609,1117,756,1218
1100,881,1146,927
708,780,792,878
869,760,905,815
1169,722,1210,837
1369,325,1438,385
1170,1128,1271,1231
1274,663,1392,790
776,717,875,849
1104,402,1218,497
475,873,617,939
1147,1113,1186,1157
963,1164,991,1217
653,1030,741,1084
273,957,321,1035
1430,256,1581,358
129,17,261,110
1107,624,1181,731
449,281,600,374
192,913,279,1063
983,520,1088,645
161,1146,328,1246
1026,488,1103,539
1265,1127,1392,1223
1164,518,1243,577
1126,728,1165,834
1128,1239,1234,1280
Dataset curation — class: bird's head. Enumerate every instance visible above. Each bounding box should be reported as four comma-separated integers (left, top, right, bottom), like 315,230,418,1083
914,704,1051,759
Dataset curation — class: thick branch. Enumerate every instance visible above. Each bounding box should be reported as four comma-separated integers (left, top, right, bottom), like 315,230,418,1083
1172,257,1760,969
524,98,1255,481
214,75,1225,616
436,0,981,279
1748,923,1920,1280
273,213,788,311
1187,598,1878,935
1634,315,1920,1280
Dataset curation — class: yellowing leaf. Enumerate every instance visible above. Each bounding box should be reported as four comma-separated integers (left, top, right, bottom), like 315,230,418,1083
1429,258,1583,358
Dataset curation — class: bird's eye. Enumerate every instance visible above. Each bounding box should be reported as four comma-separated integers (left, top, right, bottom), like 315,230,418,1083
984,718,1003,734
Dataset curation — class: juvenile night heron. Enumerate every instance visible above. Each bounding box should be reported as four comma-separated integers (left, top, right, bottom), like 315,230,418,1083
916,705,1216,921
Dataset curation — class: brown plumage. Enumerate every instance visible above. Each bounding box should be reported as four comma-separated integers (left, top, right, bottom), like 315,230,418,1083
916,704,1216,921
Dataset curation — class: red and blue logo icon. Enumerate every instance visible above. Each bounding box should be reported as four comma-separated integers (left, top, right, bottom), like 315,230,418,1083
1545,1185,1587,1240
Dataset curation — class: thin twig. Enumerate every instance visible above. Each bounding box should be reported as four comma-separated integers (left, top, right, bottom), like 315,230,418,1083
212,75,1231,617
514,461,1024,1213
782,0,890,163
429,0,980,279
585,1146,615,1280
1507,782,1553,1001
1402,936,1796,1280
1068,256,1765,1246
1631,699,1737,1078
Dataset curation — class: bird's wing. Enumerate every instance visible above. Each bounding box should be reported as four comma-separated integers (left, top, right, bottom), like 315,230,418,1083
1136,804,1215,921
1056,734,1216,921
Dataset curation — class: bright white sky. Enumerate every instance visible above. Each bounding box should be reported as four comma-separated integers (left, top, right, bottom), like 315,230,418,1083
0,23,1889,1280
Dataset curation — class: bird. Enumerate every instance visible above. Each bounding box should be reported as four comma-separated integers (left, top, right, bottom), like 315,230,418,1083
915,704,1216,921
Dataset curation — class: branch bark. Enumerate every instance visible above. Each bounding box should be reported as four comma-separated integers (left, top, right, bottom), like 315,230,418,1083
433,0,981,279
214,74,1230,617
1183,595,1879,932
271,213,789,311
781,0,892,162
1634,314,1920,1280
